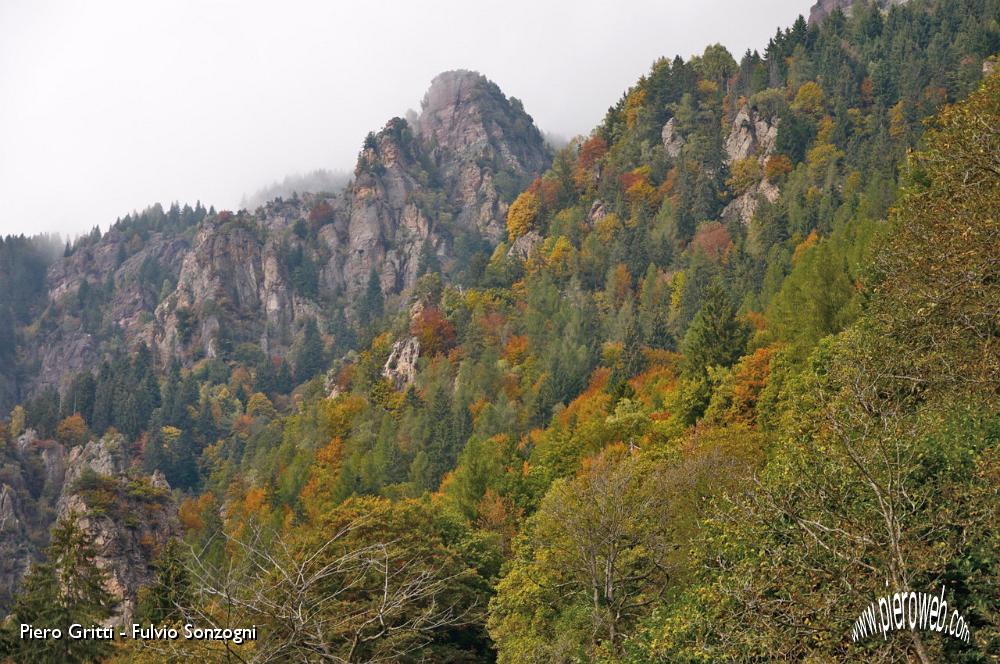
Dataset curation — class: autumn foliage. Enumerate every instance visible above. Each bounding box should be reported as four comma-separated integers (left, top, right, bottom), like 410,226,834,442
574,135,608,190
506,190,540,240
690,221,732,260
410,306,456,357
56,413,89,447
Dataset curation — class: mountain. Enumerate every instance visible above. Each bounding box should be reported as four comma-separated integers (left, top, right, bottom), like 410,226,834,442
0,426,176,620
1,0,999,660
3,70,548,415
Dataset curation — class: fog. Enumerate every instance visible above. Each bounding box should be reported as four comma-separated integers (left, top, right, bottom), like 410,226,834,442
239,170,351,211
0,0,809,239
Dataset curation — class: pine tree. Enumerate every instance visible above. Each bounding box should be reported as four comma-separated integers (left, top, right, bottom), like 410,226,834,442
142,411,166,475
194,398,217,446
608,319,647,400
681,279,748,374
326,306,357,357
358,268,384,331
254,356,277,395
275,360,294,394
61,372,96,424
90,362,114,434
25,388,61,438
134,539,191,625
292,317,326,382
5,513,117,663
638,264,673,350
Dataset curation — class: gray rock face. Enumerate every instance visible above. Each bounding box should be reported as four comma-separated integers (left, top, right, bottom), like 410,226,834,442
153,214,304,363
722,103,782,225
0,430,177,620
722,179,781,225
588,200,607,226
417,70,550,242
0,484,31,608
661,118,685,158
0,430,66,610
507,230,543,261
321,71,549,300
56,433,178,623
383,337,421,390
15,70,549,405
61,435,126,487
30,231,189,397
724,104,779,166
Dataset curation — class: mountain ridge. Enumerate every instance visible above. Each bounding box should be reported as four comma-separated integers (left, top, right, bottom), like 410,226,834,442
5,70,550,412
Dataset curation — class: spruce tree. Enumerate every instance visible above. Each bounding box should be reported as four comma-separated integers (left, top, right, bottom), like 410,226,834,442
358,268,384,331
681,279,748,374
6,513,117,664
90,362,114,434
292,317,326,382
254,356,277,395
134,539,191,625
275,360,294,394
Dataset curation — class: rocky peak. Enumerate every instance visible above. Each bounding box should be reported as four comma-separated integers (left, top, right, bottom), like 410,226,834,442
417,70,547,174
18,70,549,405
721,103,781,225
416,70,550,241
326,71,549,299
0,430,176,618
383,336,421,390
661,118,685,158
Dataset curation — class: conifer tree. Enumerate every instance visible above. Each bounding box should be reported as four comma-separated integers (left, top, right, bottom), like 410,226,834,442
90,362,114,434
681,279,748,374
358,268,384,331
292,317,326,382
134,539,191,625
4,513,117,664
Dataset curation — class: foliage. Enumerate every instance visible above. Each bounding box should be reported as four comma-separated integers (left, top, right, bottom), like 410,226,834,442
2,4,999,662
1,513,118,663
506,190,541,240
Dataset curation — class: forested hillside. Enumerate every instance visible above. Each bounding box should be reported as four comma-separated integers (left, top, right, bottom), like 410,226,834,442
1,0,999,661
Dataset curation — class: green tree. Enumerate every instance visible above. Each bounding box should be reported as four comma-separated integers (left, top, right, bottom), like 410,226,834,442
681,279,748,374
134,539,191,625
4,513,117,664
292,317,326,383
489,448,677,661
357,268,384,332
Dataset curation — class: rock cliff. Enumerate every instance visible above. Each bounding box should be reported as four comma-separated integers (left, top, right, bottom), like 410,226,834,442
57,434,177,622
0,431,176,619
722,103,781,225
18,70,549,402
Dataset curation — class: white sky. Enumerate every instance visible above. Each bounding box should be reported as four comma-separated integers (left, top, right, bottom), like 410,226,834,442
0,0,809,239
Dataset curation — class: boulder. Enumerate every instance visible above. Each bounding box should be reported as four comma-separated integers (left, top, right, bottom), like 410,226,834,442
722,179,781,225
588,200,607,226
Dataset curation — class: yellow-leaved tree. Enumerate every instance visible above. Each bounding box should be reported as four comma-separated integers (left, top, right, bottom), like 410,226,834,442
506,190,540,240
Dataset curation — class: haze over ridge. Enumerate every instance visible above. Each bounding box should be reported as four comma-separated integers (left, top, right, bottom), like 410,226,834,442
0,0,808,238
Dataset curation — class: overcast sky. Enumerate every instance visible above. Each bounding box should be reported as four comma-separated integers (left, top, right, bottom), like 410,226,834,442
0,0,809,239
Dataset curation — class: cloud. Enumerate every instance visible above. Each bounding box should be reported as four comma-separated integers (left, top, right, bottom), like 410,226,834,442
0,0,809,238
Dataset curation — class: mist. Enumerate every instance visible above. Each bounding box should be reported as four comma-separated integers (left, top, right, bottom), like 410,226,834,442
0,0,811,239
239,170,351,212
